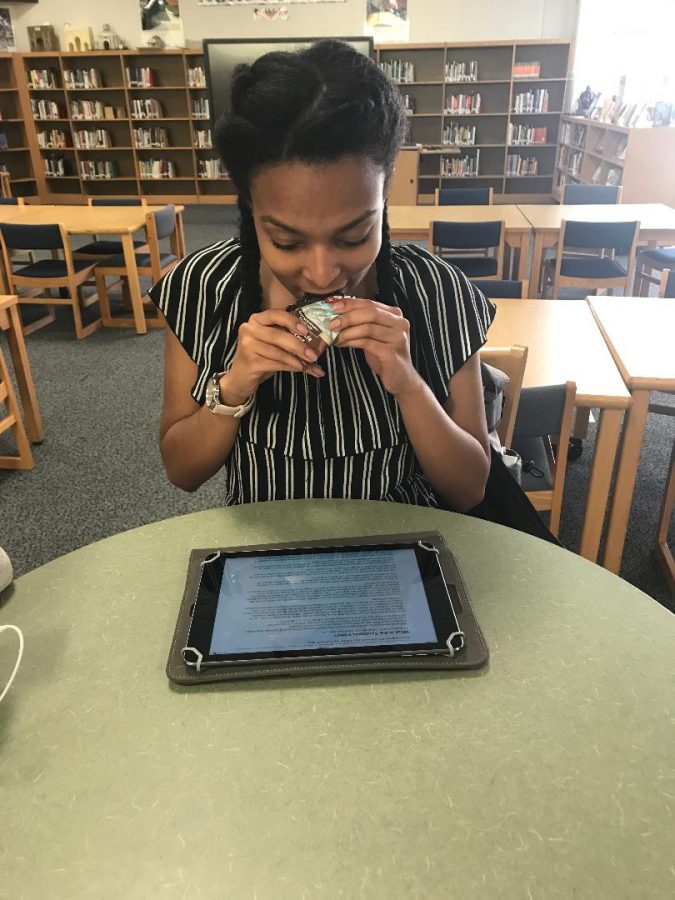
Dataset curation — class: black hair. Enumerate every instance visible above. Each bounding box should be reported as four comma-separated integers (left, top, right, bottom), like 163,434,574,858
214,40,407,314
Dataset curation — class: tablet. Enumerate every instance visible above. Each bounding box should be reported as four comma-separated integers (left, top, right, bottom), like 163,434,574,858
182,540,466,668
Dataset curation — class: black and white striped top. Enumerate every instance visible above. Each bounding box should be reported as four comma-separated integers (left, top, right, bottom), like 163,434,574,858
149,239,495,507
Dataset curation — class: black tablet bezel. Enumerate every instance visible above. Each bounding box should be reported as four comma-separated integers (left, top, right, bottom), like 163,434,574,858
183,541,464,666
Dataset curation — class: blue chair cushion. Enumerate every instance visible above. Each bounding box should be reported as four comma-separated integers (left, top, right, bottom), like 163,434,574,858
640,247,675,267
559,256,626,279
446,256,498,277
511,436,553,491
76,239,146,255
14,258,96,279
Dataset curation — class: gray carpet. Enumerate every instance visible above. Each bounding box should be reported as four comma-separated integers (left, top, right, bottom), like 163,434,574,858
1,204,673,612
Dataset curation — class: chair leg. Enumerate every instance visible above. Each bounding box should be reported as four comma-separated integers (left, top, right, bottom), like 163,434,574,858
0,348,34,470
69,276,101,340
96,270,114,326
20,303,57,336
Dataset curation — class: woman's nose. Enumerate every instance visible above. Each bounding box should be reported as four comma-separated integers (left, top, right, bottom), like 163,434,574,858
302,248,341,292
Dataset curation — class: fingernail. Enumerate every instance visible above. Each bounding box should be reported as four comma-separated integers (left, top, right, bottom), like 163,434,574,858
295,322,309,335
329,317,341,330
304,348,318,361
329,300,345,311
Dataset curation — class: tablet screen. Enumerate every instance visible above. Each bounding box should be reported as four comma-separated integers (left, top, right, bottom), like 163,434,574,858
185,542,463,665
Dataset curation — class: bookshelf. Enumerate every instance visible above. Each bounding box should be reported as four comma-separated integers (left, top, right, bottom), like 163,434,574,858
554,115,675,205
17,49,236,205
377,40,570,203
0,54,39,198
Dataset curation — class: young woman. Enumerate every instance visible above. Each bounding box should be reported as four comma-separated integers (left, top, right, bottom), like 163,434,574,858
150,40,496,512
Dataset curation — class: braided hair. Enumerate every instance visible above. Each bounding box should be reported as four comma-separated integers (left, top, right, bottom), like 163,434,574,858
214,40,407,315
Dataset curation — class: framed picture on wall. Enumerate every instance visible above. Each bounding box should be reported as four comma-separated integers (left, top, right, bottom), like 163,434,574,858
0,7,16,51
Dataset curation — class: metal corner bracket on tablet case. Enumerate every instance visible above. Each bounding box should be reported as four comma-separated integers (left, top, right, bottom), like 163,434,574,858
417,540,466,657
182,552,223,670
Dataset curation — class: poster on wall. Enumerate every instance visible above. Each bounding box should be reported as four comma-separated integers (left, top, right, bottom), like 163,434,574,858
198,0,343,6
253,6,290,19
365,0,408,42
0,7,16,51
139,0,184,45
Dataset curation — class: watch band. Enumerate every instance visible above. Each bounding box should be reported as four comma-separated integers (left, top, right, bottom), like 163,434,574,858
206,371,254,419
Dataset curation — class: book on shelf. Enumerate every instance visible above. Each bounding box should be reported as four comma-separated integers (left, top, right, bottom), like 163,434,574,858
28,68,58,89
191,97,210,119
508,123,547,145
379,60,415,83
402,94,416,114
70,99,109,120
38,129,71,149
441,149,479,177
590,164,603,184
194,128,212,148
445,60,478,82
445,93,481,115
79,159,118,180
64,68,103,90
74,129,111,149
513,61,541,79
133,126,168,148
614,137,627,160
131,98,163,119
187,67,206,88
198,158,227,179
0,133,8,151
126,67,156,88
443,123,476,146
605,167,621,186
506,153,538,176
31,98,67,121
512,89,548,114
139,158,176,179
43,156,71,177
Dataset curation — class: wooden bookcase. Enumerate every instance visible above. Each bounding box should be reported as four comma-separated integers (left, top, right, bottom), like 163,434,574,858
377,40,570,204
17,49,236,205
0,53,39,198
554,115,675,205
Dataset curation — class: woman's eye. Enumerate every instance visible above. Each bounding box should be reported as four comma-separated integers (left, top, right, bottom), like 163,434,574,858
341,233,371,249
271,240,301,252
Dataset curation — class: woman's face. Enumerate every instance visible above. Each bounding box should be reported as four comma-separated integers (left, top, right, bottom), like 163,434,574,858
250,156,387,300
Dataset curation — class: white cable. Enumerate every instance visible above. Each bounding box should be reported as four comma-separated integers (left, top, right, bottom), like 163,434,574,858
0,624,24,704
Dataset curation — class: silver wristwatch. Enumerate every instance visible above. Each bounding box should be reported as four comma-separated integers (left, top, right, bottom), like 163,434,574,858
205,371,254,418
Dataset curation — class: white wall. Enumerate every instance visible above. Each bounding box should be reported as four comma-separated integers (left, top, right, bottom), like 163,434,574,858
6,0,575,52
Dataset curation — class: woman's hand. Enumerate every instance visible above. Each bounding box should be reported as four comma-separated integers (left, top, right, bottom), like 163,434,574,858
221,309,326,404
329,297,421,397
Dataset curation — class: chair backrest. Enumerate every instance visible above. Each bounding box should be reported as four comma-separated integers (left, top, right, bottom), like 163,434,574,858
512,381,576,534
0,222,64,251
145,204,176,278
0,171,11,199
430,219,503,251
471,278,527,299
561,219,639,252
435,187,493,206
658,268,675,298
0,197,24,206
479,345,528,447
88,197,147,206
563,183,622,205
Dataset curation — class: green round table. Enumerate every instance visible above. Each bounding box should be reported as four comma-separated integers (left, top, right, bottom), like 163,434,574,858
2,501,674,899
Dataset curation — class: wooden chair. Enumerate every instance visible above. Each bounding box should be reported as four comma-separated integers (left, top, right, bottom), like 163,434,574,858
471,278,528,298
542,219,639,299
74,197,149,259
655,437,675,594
94,204,179,331
479,345,528,448
562,184,623,204
429,219,505,280
511,382,576,536
658,268,675,298
0,171,11,199
634,248,675,296
434,187,493,205
0,343,33,470
0,197,25,207
0,222,101,339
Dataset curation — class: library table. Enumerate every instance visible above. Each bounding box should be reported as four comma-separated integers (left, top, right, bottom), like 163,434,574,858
519,203,675,297
0,205,186,335
0,294,43,443
485,298,631,564
3,501,675,899
588,297,675,574
388,204,532,281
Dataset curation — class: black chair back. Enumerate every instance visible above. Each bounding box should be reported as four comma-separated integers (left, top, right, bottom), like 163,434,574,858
513,385,567,439
563,184,621,204
438,187,491,206
0,198,20,206
0,222,63,251
563,220,638,252
471,279,523,298
90,198,143,206
151,204,176,241
663,270,675,298
432,220,502,250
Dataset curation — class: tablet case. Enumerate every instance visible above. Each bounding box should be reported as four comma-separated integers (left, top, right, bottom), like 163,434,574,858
166,531,488,684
